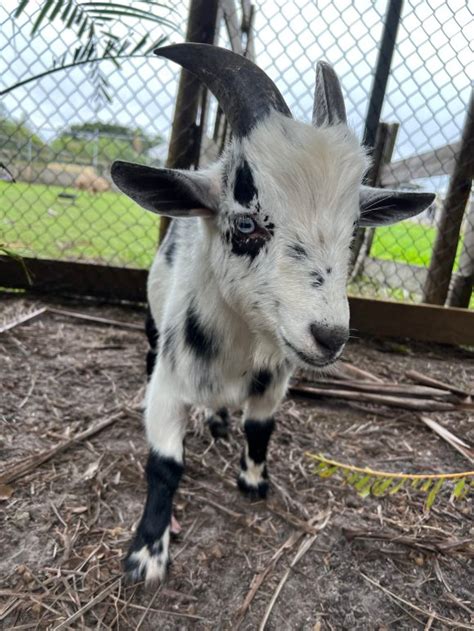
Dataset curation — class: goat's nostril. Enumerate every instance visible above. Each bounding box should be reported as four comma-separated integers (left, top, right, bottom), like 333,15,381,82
309,323,349,355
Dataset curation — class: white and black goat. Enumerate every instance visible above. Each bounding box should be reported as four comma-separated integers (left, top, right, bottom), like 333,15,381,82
111,44,434,583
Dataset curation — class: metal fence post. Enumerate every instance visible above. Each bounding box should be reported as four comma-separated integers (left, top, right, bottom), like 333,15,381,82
351,0,403,270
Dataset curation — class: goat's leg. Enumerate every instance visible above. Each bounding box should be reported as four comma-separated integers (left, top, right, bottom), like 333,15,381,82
238,375,288,499
205,407,230,440
125,371,187,584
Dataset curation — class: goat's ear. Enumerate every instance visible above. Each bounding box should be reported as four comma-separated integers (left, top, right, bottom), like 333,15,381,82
111,161,219,217
313,61,347,127
359,185,435,227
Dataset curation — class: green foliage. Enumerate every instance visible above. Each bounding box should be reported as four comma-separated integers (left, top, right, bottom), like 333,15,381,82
0,117,49,161
4,1,177,100
50,122,162,167
307,453,473,510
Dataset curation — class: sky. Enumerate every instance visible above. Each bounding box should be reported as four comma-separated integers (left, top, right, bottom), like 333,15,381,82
0,0,472,171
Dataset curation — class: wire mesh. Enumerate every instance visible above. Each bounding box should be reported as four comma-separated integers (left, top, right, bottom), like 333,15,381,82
0,0,472,306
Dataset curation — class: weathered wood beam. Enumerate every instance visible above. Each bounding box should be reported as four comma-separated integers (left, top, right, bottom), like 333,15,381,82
159,0,220,244
422,90,474,305
2,258,473,344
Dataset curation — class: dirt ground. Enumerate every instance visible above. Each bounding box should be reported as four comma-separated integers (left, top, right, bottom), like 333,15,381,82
0,294,473,630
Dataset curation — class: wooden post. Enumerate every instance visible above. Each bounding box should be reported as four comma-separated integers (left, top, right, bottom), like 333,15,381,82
158,0,219,244
448,201,474,307
422,90,474,305
351,122,399,277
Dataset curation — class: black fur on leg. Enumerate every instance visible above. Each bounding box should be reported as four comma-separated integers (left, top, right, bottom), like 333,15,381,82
124,451,183,583
237,417,275,500
206,407,230,440
145,307,159,378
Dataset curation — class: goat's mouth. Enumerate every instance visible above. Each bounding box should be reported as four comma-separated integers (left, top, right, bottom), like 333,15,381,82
281,336,339,368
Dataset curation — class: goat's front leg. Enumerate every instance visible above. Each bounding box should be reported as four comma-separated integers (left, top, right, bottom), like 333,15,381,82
125,370,187,584
238,370,288,499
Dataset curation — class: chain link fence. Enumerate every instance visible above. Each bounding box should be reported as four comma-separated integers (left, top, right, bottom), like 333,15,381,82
1,0,472,307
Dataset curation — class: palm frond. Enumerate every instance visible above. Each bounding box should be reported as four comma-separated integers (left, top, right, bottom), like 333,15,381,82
306,453,473,510
6,1,177,100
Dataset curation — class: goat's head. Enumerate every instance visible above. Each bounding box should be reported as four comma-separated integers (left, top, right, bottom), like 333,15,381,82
112,44,434,368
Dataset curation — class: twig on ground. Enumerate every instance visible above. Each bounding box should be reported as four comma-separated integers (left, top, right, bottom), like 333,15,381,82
292,377,453,399
406,370,471,398
0,409,126,485
289,383,473,412
234,512,330,629
47,307,143,331
0,307,47,333
419,416,474,464
360,572,474,630
336,361,384,383
343,528,474,556
259,512,331,630
53,577,122,630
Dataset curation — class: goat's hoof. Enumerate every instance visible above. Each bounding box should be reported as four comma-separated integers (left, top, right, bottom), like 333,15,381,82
124,533,170,585
237,473,269,500
207,415,229,440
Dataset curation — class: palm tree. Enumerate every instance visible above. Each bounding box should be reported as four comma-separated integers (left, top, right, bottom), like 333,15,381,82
2,1,178,101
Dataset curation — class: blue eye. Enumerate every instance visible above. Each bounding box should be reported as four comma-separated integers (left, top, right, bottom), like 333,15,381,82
236,216,256,234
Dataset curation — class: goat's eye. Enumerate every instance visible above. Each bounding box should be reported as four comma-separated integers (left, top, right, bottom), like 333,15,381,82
236,216,256,234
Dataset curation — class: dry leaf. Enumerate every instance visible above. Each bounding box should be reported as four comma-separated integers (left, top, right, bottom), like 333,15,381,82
0,484,13,500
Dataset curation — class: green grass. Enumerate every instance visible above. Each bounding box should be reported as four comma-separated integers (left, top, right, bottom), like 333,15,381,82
1,181,159,268
372,222,436,267
0,182,468,307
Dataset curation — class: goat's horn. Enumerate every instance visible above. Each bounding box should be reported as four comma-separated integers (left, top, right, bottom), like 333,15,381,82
154,43,292,138
312,61,347,126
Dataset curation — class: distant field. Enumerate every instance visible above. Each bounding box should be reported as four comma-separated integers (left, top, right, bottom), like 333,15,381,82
0,181,463,272
1,181,159,268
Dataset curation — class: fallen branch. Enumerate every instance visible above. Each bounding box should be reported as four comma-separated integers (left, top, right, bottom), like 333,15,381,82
0,307,47,333
406,370,471,398
0,409,125,485
47,307,143,331
289,384,472,412
292,377,452,399
360,572,474,629
420,416,474,464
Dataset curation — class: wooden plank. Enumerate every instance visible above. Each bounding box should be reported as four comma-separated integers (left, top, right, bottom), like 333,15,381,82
380,141,460,186
0,256,147,302
1,259,472,345
349,296,474,345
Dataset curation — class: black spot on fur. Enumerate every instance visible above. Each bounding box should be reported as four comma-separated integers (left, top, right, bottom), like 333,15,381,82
124,451,183,578
244,418,275,464
288,243,307,260
326,267,332,274
164,240,176,266
234,160,257,206
230,220,273,261
145,309,159,378
310,271,325,288
249,369,273,397
184,301,218,360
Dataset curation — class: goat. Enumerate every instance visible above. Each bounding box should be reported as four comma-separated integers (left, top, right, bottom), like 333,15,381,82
111,44,434,584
